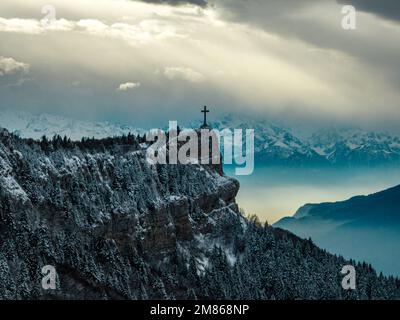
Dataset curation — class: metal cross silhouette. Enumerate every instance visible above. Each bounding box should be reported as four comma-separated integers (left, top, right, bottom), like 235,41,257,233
201,106,209,127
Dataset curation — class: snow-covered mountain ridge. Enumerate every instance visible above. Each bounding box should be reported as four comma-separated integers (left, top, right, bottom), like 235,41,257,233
1,111,399,166
207,115,400,166
0,111,145,141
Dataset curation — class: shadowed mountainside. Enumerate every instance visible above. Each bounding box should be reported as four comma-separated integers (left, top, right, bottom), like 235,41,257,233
275,185,400,276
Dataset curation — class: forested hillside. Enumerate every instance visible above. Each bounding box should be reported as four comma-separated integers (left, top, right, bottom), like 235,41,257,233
0,128,399,299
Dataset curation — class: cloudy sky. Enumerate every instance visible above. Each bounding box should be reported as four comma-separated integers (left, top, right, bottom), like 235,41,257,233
0,0,399,130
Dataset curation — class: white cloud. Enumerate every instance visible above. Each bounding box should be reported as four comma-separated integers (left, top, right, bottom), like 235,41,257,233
164,67,205,83
0,17,74,34
117,82,141,91
0,18,42,34
0,16,183,44
0,56,29,76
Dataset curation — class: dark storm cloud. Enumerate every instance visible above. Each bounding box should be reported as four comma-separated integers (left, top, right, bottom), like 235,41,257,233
338,0,400,22
138,0,207,6
216,0,400,86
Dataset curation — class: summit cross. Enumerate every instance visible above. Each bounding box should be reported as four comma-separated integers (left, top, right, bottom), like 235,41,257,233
201,106,210,127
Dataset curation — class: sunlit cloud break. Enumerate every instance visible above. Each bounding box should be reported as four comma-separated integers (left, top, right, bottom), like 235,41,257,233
163,67,205,83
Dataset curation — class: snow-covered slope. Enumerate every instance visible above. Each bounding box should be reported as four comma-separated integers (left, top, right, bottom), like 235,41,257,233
0,111,144,141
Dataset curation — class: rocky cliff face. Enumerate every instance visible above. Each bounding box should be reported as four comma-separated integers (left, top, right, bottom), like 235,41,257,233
0,128,399,300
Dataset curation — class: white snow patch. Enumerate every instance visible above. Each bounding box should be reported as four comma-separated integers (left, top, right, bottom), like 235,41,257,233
0,175,28,201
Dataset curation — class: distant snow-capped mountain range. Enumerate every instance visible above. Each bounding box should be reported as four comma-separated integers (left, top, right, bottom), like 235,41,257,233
205,115,400,167
0,111,145,141
310,128,400,166
1,111,400,166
